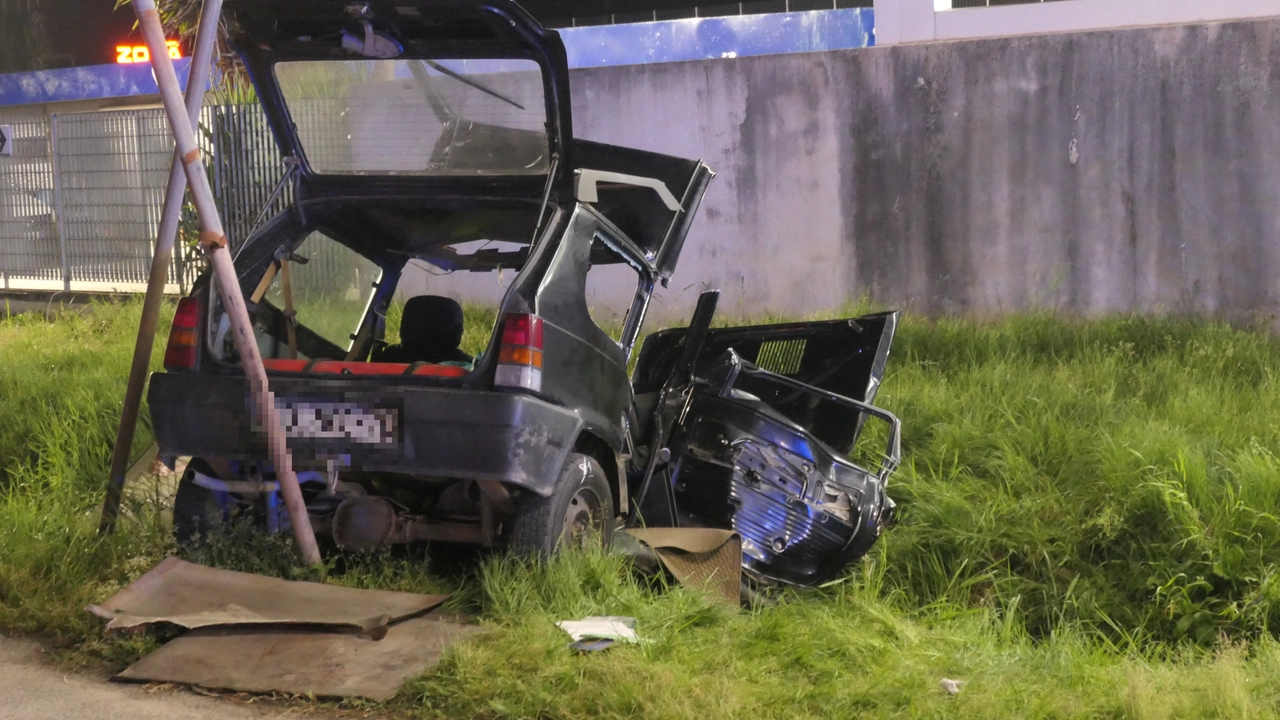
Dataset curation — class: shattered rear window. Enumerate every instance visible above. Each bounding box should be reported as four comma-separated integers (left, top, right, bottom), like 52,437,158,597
275,58,549,176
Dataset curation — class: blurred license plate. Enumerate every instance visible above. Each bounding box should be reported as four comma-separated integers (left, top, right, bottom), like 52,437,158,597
278,401,397,445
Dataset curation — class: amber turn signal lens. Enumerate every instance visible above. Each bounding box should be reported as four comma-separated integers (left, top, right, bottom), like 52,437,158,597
498,345,543,368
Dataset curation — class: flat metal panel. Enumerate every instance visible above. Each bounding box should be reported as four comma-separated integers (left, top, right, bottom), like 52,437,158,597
0,58,194,109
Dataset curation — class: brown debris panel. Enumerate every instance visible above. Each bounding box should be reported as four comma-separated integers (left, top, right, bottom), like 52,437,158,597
116,614,484,701
626,528,742,606
87,556,448,638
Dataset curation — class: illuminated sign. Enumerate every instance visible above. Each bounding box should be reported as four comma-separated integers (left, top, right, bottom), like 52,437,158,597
116,40,181,64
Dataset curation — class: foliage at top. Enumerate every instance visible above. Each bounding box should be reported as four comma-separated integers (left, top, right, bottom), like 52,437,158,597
114,0,255,103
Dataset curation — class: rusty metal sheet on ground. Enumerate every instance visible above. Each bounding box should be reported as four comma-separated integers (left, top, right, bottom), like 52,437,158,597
116,614,484,701
87,556,448,637
625,528,742,606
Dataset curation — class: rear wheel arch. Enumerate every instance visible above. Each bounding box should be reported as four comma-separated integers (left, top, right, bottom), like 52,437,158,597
572,430,625,517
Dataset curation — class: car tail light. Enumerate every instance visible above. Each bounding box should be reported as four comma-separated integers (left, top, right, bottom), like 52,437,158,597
494,313,543,392
163,296,203,371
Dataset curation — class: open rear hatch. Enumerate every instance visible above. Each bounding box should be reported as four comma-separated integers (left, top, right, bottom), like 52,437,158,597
224,0,712,279
224,0,575,200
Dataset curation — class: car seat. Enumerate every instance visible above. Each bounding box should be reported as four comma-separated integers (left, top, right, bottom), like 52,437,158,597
374,295,474,365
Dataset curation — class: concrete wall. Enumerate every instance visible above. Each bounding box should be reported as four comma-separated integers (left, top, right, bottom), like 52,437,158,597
570,16,1280,323
878,0,1280,45
573,57,854,321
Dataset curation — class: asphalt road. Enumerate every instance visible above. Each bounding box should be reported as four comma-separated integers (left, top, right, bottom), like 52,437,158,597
0,635,347,720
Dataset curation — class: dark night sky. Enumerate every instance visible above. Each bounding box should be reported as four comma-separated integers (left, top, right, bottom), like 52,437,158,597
37,0,143,70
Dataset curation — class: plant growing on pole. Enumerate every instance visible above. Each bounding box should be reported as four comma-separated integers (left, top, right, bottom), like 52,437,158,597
117,0,257,102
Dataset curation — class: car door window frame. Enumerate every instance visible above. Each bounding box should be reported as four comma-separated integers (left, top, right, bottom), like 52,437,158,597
589,227,654,358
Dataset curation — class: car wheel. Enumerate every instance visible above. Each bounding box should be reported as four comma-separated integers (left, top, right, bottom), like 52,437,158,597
505,453,614,555
172,466,229,544
172,462,256,544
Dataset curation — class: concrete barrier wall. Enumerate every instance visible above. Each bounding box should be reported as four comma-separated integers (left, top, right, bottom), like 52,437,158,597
877,0,1280,46
570,16,1280,324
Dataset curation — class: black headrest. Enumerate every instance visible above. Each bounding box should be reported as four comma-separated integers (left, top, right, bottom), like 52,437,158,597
400,295,464,360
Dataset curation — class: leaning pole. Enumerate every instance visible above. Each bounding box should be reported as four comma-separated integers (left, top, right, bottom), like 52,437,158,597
129,0,322,565
99,0,220,535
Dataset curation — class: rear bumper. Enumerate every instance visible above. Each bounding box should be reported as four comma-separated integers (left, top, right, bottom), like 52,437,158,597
147,372,582,496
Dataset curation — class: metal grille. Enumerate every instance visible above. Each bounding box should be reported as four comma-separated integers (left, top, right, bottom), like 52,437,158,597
0,104,291,293
209,103,292,252
948,0,1063,7
557,0,869,26
0,115,58,286
756,339,806,376
54,110,173,285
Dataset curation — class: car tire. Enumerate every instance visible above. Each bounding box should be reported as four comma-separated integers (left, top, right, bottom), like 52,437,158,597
172,460,262,544
172,465,229,544
505,452,614,555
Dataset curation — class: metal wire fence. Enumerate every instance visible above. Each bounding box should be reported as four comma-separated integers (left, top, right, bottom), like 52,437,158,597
0,104,288,293
208,104,293,257
0,115,59,285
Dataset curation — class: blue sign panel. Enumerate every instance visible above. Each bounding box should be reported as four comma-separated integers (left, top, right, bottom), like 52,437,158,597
0,9,876,108
560,8,875,69
0,58,193,108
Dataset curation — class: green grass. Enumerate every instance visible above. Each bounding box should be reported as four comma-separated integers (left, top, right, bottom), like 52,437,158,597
0,302,173,665
8,301,1280,717
879,315,1280,646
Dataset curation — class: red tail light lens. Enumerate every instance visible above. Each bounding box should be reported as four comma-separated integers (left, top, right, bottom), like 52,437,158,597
500,313,544,348
495,313,544,392
163,296,203,371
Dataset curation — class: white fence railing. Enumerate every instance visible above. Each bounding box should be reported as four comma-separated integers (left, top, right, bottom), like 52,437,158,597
0,104,288,295
874,0,1280,45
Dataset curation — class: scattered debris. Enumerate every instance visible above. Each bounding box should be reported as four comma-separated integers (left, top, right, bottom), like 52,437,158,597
623,528,742,606
91,558,477,701
87,556,447,639
567,638,616,653
116,614,483,701
940,678,966,696
555,617,638,644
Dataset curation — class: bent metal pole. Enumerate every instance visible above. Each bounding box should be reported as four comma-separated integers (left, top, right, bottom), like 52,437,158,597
132,0,322,565
99,0,221,535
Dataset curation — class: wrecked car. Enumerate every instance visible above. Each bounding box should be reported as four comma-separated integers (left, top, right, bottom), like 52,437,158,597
147,0,901,585
628,292,901,586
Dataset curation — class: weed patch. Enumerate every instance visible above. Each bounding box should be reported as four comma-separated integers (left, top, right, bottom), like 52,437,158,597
6,303,1280,717
881,314,1280,644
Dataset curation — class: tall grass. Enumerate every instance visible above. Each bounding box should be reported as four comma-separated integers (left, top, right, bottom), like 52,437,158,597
7,302,1280,717
409,549,1280,720
880,314,1280,645
0,302,173,663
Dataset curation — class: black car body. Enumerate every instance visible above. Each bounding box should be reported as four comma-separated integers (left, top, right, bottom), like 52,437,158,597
149,0,900,580
629,296,901,586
